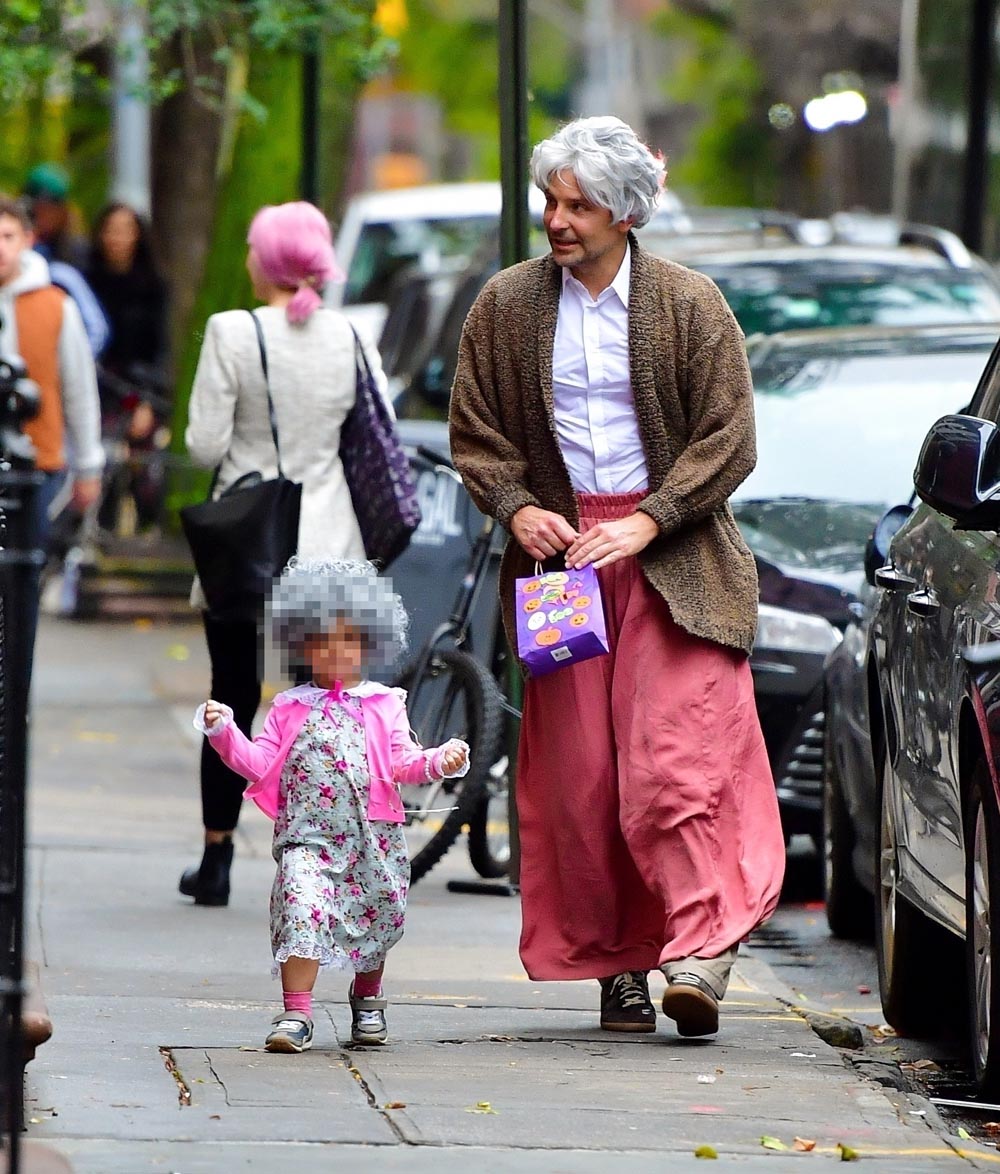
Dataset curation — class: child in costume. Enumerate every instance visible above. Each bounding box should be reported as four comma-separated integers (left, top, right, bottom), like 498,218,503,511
195,557,469,1051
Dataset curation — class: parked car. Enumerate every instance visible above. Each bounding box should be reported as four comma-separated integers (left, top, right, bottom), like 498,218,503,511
739,325,999,846
331,182,688,344
642,209,1000,336
864,336,1000,1092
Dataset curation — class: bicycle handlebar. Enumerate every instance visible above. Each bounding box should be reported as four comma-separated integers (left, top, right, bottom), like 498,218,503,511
415,444,456,473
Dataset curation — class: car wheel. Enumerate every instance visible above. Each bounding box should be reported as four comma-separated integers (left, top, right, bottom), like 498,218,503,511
874,733,957,1036
965,761,1000,1096
823,709,874,940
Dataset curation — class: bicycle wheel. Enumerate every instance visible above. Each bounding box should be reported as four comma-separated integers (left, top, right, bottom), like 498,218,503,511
396,648,504,884
467,752,511,879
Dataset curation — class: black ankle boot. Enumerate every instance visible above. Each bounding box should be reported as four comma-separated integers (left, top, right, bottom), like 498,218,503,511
179,839,233,906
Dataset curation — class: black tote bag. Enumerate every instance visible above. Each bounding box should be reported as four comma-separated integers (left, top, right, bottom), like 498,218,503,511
180,312,302,619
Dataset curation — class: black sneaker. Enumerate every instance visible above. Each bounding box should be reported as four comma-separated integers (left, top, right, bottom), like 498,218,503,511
599,971,656,1033
661,972,719,1037
349,985,388,1045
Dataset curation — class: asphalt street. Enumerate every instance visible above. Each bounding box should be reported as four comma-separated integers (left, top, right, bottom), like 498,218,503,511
16,615,1000,1171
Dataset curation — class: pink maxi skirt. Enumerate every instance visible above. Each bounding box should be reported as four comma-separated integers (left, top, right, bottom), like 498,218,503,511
516,492,785,981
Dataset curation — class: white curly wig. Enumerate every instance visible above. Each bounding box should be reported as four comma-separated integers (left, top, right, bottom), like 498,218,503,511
266,556,409,680
530,115,666,229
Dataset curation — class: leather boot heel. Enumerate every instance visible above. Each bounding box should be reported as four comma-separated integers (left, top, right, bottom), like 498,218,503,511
179,839,233,906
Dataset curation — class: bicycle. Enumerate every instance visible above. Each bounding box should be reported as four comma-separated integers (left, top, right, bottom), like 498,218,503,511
394,444,508,884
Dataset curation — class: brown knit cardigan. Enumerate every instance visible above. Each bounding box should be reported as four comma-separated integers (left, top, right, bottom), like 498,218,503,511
448,236,760,655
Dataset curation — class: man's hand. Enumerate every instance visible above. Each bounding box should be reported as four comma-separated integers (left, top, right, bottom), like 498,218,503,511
511,505,578,561
70,476,102,513
203,700,227,730
565,511,659,570
127,401,156,441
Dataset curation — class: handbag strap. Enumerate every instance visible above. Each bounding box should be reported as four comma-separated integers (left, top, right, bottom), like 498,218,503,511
249,310,285,478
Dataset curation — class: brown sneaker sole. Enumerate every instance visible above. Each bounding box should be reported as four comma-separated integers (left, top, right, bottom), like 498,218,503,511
600,1017,657,1034
661,984,719,1037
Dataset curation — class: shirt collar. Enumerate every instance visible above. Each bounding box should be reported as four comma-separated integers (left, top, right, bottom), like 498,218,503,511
561,240,630,308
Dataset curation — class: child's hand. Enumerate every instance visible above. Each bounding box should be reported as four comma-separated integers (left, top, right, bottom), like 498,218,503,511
203,700,227,730
440,742,469,775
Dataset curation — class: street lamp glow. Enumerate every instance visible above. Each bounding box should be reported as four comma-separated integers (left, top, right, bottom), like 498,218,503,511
803,90,868,132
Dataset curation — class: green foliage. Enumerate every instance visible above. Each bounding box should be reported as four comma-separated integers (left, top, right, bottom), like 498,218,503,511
392,0,570,178
0,0,387,107
653,8,776,207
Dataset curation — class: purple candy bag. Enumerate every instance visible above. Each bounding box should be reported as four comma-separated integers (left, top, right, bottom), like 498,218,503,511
514,565,610,677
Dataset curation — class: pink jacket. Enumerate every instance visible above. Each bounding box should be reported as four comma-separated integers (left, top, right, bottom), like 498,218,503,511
199,683,467,824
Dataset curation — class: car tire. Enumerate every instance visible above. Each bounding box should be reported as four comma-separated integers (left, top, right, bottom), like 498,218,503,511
823,706,874,940
965,760,1000,1096
874,731,959,1036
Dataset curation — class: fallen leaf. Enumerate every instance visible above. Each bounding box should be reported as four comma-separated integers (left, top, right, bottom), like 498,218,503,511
838,1143,860,1161
760,1136,788,1151
697,1074,717,1084
209,1114,221,1121
870,1023,897,1039
957,1127,972,1140
384,1102,407,1110
467,1101,498,1115
694,1144,718,1159
794,1137,817,1152
911,1059,941,1071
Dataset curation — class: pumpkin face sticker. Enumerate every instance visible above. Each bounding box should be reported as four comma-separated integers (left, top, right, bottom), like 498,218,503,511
535,628,561,647
524,598,541,613
570,612,589,627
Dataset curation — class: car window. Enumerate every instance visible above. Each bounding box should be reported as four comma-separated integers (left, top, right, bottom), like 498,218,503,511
967,342,1000,422
696,264,1000,335
344,217,499,305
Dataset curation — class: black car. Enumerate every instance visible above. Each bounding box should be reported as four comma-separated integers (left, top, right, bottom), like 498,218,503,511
740,326,998,844
868,332,1000,1095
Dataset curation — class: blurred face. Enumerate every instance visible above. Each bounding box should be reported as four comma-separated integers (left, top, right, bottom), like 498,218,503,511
99,207,141,272
0,214,32,286
543,171,630,280
304,619,366,688
30,198,66,242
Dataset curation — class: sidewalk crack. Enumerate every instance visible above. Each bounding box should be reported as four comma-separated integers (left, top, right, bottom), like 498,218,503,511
158,1047,192,1106
206,1050,231,1106
341,1049,409,1143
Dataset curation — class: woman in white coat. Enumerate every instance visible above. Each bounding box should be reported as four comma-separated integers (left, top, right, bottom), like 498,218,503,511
180,201,389,906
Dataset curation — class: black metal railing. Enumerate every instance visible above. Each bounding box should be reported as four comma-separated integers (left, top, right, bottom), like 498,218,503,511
0,462,43,1174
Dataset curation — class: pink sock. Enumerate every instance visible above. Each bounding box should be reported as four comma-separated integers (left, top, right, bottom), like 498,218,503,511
352,972,382,999
283,990,312,1016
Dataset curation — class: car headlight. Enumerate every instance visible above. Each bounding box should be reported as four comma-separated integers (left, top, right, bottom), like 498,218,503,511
754,604,843,656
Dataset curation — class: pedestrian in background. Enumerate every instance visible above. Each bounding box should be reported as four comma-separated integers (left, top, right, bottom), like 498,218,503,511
196,557,469,1051
22,163,90,270
449,116,785,1039
0,194,103,670
86,202,170,531
181,201,390,907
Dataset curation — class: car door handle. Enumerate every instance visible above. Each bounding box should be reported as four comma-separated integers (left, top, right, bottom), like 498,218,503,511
875,565,917,592
906,588,940,618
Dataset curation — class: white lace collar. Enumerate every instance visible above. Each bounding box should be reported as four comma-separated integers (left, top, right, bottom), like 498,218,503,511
274,681,391,707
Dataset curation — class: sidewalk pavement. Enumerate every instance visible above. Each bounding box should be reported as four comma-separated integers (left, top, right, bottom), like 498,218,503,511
20,615,1000,1172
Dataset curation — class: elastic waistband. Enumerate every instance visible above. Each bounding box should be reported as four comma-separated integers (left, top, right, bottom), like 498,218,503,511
575,490,646,521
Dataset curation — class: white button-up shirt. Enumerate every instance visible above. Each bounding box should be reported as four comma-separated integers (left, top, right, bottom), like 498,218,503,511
551,243,649,494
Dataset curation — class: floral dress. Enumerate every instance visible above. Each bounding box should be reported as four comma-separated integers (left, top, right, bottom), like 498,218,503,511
270,696,410,975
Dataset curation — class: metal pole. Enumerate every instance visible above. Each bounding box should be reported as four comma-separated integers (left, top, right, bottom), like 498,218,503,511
498,0,529,270
961,0,995,250
891,0,920,224
300,37,322,205
111,0,152,217
499,0,529,889
0,466,41,1174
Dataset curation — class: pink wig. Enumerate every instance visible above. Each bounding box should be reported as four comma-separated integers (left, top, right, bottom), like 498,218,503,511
246,202,344,324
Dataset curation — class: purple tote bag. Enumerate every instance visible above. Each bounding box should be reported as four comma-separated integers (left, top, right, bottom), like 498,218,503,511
340,330,421,568
514,564,610,677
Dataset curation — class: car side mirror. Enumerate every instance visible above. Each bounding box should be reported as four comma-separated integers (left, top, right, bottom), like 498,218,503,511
913,414,1000,529
864,503,913,586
